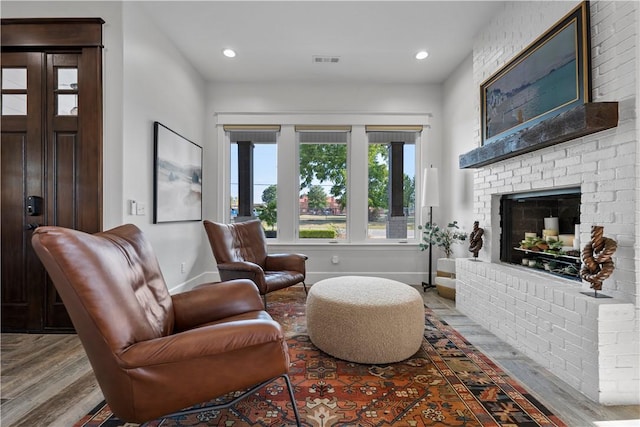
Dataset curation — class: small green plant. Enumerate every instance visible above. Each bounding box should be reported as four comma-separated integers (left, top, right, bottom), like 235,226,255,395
257,201,277,231
418,220,468,258
544,239,566,256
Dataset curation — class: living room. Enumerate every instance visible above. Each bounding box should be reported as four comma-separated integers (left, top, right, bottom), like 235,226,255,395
2,0,638,425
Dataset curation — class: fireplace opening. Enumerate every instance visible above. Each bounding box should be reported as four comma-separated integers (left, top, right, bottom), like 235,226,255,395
500,187,581,281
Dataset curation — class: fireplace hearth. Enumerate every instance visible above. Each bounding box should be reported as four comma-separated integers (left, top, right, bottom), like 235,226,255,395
500,187,581,281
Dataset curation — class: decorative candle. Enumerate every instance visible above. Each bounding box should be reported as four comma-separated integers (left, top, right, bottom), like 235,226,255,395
542,229,558,239
558,234,574,247
524,232,537,239
544,217,559,232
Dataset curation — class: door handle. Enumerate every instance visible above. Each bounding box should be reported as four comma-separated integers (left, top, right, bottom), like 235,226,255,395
25,223,41,230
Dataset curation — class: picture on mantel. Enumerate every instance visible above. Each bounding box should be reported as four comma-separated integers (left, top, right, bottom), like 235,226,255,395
480,1,591,146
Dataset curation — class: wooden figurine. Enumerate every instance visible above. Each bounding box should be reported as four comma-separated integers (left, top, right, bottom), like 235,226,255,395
580,225,616,296
468,221,484,259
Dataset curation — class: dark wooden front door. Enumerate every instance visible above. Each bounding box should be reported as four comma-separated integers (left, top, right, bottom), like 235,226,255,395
1,19,103,332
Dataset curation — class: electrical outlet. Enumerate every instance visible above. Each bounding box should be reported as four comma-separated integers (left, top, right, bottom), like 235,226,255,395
331,255,339,264
129,200,137,215
180,262,186,274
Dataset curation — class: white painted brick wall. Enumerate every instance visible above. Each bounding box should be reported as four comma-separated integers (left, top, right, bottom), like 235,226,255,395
457,259,639,404
461,0,639,405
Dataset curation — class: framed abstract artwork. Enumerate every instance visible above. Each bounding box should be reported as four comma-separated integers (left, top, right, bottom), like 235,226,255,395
481,1,591,146
153,122,202,223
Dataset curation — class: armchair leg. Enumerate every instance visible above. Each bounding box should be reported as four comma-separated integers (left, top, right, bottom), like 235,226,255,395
302,281,308,295
152,374,301,426
263,294,267,309
283,373,302,426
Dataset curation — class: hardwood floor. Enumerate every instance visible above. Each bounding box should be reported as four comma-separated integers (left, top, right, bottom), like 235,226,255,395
1,286,638,426
1,333,101,426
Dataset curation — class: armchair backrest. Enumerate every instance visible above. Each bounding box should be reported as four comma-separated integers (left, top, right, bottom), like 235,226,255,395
203,219,268,267
31,225,175,401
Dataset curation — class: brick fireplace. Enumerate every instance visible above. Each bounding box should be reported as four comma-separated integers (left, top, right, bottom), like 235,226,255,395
454,1,638,405
456,134,638,404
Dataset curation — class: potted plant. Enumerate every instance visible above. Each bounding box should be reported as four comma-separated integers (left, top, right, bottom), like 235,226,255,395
418,220,468,258
257,201,277,238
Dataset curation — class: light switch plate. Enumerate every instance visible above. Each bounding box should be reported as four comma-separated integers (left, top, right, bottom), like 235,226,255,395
136,202,146,215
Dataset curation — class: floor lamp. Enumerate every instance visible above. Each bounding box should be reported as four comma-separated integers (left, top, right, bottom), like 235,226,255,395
421,167,440,291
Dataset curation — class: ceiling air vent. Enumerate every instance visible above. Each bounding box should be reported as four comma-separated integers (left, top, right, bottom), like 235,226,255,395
312,55,340,64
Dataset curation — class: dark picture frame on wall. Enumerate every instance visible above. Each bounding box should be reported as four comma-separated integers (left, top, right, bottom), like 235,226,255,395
481,1,591,146
153,122,202,223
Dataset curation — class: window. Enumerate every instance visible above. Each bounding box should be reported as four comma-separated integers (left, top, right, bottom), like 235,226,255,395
297,128,349,240
56,68,78,116
1,68,27,115
219,115,427,245
227,127,279,236
367,129,418,239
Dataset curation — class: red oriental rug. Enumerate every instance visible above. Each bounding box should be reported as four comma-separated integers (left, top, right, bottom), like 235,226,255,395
75,287,566,427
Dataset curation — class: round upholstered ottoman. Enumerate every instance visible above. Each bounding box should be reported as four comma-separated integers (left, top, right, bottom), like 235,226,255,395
306,276,425,364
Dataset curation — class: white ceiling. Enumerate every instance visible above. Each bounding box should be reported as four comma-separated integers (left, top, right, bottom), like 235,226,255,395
140,1,505,85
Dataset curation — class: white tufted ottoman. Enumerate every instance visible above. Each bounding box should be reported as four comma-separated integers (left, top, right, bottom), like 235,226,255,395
306,276,425,364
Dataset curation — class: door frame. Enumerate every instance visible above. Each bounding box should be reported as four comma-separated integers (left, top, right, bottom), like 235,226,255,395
1,18,104,332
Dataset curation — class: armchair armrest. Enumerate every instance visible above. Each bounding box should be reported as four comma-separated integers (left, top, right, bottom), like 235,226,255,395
171,279,263,331
265,253,307,273
215,261,267,293
121,318,285,367
217,261,264,273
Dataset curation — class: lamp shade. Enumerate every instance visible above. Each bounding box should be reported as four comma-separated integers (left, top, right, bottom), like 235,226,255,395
422,167,440,208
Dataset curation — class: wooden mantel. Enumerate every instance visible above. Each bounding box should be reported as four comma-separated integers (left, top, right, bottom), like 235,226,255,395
459,102,619,169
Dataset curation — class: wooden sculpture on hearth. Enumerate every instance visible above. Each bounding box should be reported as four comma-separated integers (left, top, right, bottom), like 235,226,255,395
468,221,484,259
580,225,617,297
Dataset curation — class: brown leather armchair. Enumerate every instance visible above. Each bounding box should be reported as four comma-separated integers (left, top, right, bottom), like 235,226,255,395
203,219,307,307
31,224,300,425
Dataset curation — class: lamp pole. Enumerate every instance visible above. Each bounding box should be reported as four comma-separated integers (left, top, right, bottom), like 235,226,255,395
421,166,439,292
422,205,435,292
428,205,433,287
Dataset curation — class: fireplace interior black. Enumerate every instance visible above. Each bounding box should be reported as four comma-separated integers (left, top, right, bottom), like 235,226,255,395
500,188,581,280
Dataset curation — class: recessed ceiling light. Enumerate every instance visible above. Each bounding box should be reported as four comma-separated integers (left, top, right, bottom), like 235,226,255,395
415,50,429,60
222,48,236,58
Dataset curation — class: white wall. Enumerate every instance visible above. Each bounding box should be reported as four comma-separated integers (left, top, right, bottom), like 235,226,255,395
442,54,477,259
121,3,208,290
205,82,447,283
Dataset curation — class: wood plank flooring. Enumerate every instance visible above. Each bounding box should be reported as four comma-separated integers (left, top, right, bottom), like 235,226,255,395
1,334,101,427
1,286,638,426
423,288,639,427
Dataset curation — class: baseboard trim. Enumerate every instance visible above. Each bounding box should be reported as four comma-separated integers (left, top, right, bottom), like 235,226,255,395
168,272,219,294
170,271,429,293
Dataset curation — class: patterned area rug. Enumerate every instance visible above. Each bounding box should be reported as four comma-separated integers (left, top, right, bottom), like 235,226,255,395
75,287,566,427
